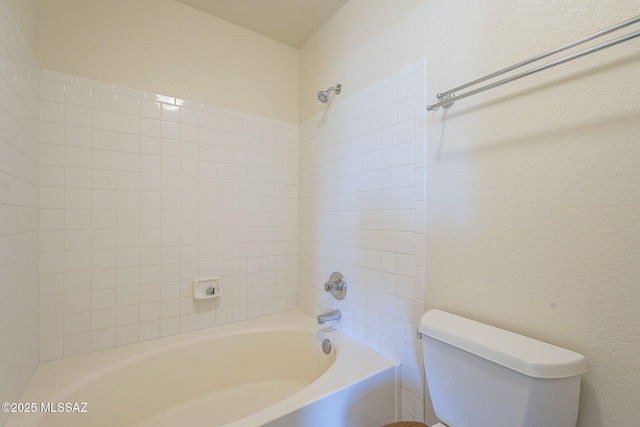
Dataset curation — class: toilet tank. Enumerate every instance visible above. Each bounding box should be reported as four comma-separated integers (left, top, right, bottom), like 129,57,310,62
419,310,587,427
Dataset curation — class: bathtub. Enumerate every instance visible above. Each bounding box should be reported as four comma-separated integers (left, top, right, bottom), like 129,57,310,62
7,311,399,427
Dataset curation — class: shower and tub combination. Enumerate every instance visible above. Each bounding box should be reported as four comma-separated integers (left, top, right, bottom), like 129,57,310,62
7,312,398,427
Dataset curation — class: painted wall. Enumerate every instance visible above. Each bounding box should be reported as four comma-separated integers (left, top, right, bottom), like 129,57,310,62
0,0,40,424
39,69,298,360
301,0,640,425
39,0,299,123
5,0,38,58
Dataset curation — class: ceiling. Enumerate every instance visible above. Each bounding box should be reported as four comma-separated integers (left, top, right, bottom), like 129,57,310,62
175,0,349,48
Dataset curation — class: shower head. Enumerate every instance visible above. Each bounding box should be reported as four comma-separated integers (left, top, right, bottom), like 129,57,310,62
317,84,342,103
317,91,330,103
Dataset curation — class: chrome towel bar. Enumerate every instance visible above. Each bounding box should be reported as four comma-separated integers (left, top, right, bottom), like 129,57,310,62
427,15,640,111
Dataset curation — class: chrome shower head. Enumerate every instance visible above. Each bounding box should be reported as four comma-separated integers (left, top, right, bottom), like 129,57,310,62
317,90,329,103
317,84,342,103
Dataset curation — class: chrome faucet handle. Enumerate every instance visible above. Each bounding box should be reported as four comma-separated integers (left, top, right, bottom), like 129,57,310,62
324,272,347,300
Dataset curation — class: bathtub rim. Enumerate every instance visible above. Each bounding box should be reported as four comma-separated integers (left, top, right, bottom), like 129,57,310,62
10,310,399,427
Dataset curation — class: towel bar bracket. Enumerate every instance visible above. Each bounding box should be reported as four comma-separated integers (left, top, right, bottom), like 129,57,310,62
431,93,455,111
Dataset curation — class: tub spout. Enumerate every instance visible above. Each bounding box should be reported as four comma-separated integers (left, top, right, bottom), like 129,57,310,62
317,309,341,324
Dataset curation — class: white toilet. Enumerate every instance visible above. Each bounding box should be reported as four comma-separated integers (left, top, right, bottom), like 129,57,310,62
418,309,587,427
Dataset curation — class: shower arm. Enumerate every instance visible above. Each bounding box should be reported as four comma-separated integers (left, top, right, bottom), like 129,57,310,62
326,84,341,95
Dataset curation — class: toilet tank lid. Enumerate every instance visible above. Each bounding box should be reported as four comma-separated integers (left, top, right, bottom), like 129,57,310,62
418,310,587,379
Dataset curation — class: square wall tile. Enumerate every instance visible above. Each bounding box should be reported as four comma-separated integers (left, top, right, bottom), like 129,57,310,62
39,69,299,361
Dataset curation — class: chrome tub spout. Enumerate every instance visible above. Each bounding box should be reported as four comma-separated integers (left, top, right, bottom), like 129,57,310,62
317,309,342,324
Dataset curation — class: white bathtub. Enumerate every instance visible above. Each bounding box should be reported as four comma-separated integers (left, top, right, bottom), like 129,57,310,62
7,311,399,427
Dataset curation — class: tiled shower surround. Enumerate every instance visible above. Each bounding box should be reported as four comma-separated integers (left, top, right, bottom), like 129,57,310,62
0,0,40,418
38,70,299,360
1,3,428,417
298,60,427,420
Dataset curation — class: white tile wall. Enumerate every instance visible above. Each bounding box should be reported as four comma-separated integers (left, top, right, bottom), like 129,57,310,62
298,60,427,422
0,1,40,424
39,70,298,361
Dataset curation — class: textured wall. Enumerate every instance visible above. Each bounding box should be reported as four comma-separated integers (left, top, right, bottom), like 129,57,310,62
39,0,299,123
0,1,40,424
301,1,640,425
4,0,38,58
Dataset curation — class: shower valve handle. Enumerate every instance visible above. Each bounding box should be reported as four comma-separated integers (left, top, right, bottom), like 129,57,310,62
324,272,347,300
